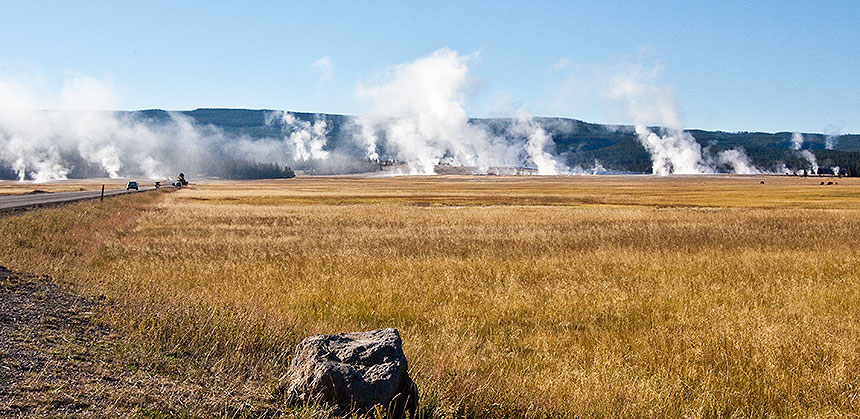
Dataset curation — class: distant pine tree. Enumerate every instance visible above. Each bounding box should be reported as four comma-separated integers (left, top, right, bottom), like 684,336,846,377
214,160,295,180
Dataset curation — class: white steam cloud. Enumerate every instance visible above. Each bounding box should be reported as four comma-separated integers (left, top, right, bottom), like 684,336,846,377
798,151,819,175
716,148,759,174
608,61,760,175
791,132,804,150
266,111,330,161
355,48,568,175
0,56,574,181
0,76,340,182
513,108,567,175
824,125,841,150
790,132,819,175
632,125,709,175
0,76,178,181
1,50,835,180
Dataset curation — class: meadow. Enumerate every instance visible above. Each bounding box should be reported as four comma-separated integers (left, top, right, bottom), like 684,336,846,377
3,175,860,417
0,178,134,194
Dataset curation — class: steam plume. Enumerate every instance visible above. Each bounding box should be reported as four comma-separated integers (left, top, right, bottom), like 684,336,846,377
791,132,804,150
0,76,338,181
608,62,759,175
513,108,567,175
791,132,819,174
716,148,759,174
266,111,330,161
355,48,568,175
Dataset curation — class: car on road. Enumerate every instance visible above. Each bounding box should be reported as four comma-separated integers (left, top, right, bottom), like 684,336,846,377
126,181,139,190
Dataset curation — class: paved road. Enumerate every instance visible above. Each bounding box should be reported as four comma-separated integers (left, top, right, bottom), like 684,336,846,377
0,187,157,212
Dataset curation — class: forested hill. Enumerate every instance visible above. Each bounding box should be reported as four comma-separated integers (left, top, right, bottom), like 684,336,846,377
143,108,860,176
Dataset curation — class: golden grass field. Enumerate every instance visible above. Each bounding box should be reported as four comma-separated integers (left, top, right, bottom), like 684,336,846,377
3,174,860,417
0,178,144,194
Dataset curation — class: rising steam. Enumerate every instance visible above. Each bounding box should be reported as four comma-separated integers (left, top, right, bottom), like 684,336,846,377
0,58,572,181
355,48,569,175
607,62,760,175
513,108,567,175
266,111,330,161
0,76,342,181
791,132,819,174
633,126,709,175
0,50,841,180
715,148,759,174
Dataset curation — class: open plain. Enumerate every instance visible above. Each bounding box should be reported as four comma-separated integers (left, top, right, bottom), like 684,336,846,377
2,175,860,417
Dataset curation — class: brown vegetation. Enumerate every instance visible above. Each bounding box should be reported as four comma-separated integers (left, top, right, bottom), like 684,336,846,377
0,179,134,195
2,175,860,417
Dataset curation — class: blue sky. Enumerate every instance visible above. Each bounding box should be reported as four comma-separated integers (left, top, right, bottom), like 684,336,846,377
1,1,858,133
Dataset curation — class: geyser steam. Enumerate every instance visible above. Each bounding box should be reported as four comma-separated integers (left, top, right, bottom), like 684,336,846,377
790,132,819,174
355,48,569,175
0,50,831,180
266,111,330,161
608,62,759,175
0,76,342,181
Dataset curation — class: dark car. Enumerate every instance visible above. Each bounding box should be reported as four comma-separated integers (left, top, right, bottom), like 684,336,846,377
126,181,139,190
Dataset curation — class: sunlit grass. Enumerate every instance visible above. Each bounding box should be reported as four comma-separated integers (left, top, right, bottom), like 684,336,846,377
0,179,141,194
3,175,860,417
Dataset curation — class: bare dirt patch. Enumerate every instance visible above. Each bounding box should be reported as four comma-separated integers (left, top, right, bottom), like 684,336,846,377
0,266,279,417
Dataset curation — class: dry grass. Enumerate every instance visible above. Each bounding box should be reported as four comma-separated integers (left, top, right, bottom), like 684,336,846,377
0,179,148,195
3,175,860,417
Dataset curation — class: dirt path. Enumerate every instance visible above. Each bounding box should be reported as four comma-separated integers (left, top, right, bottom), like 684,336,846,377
0,266,278,418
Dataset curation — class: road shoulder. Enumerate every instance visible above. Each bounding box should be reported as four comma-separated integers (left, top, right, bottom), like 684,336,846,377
0,266,278,417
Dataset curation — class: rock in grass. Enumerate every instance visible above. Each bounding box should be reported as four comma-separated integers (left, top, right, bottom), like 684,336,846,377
284,328,418,417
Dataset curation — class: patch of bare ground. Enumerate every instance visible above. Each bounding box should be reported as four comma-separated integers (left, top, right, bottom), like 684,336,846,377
0,266,280,418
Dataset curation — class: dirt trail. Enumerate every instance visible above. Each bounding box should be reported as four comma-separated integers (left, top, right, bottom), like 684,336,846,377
0,266,278,417
0,266,143,416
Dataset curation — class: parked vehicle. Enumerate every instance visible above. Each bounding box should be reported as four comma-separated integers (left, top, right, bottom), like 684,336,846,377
126,181,139,190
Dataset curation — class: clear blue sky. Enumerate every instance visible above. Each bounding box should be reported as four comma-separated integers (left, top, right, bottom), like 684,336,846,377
1,0,858,133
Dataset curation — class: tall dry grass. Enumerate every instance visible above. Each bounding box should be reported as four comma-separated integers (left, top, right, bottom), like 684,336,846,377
3,175,860,417
0,179,135,194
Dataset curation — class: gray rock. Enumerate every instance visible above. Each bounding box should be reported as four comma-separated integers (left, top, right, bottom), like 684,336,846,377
284,328,418,417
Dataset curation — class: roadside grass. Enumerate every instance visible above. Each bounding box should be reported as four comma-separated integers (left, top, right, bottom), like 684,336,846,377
3,176,860,417
0,191,283,417
0,179,135,195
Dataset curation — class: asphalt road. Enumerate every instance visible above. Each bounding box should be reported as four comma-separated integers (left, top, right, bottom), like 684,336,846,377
0,187,157,212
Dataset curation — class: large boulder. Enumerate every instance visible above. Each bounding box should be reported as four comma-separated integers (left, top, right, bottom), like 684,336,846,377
284,328,418,417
